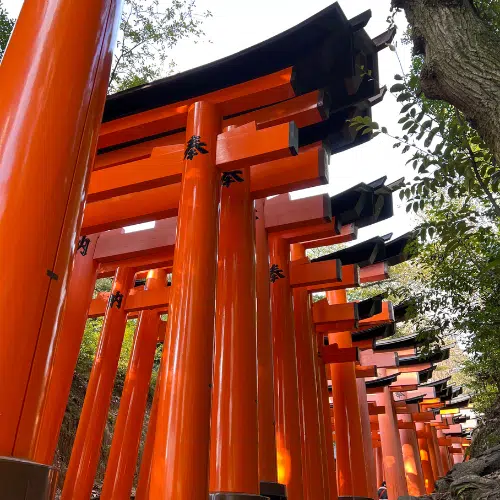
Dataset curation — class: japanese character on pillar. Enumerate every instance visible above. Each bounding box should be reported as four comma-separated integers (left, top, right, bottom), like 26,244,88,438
77,235,91,256
108,291,124,309
270,264,285,283
184,135,209,160
221,170,244,188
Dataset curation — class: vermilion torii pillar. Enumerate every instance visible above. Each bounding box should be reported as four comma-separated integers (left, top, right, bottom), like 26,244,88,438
13,235,100,464
101,269,167,499
374,370,409,500
0,0,123,466
135,353,165,500
150,102,221,499
399,413,426,496
62,266,136,500
210,146,261,495
327,290,371,499
417,422,436,493
291,243,329,500
269,234,304,500
255,199,279,487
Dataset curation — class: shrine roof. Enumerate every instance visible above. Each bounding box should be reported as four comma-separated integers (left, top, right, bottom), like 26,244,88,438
393,302,412,323
406,395,425,404
357,294,384,320
329,177,402,229
453,414,468,424
380,231,416,266
310,235,388,266
351,323,395,342
374,332,422,351
365,373,399,388
445,395,472,409
421,376,452,388
103,4,392,122
398,347,450,366
418,366,436,384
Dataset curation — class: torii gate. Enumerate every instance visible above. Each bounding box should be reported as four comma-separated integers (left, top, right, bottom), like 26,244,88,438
0,0,409,498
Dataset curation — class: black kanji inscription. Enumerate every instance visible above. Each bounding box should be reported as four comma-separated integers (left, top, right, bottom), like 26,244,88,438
184,135,209,160
221,170,244,188
108,291,124,309
77,235,91,256
270,264,286,283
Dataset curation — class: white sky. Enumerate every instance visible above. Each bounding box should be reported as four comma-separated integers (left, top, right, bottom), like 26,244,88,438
3,0,417,242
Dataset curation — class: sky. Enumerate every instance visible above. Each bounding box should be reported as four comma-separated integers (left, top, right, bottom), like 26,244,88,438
3,0,417,242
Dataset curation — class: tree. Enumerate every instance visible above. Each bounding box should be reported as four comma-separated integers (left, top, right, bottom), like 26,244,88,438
392,0,500,164
0,0,210,93
108,0,210,92
0,0,14,59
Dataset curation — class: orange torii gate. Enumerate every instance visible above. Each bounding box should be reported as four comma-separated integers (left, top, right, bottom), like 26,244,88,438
43,167,402,500
2,1,460,499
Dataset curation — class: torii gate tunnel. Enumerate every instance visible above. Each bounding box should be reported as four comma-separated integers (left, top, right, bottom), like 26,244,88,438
0,1,472,499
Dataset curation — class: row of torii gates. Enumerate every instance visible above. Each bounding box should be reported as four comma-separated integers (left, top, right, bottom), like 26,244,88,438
0,1,473,499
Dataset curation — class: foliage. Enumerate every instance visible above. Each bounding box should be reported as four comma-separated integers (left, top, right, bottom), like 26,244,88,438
108,0,210,92
351,58,500,239
0,0,14,59
389,200,500,412
351,3,500,412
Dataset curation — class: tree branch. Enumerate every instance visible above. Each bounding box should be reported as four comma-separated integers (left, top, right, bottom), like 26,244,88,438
455,109,500,218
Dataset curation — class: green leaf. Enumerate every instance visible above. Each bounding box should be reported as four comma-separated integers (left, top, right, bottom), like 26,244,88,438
397,92,412,102
394,74,403,81
420,120,432,131
401,103,413,113
390,83,406,93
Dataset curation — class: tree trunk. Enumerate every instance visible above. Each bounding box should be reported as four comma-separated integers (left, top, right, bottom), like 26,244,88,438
394,0,500,163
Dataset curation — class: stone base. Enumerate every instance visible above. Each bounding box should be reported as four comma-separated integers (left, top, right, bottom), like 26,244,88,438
0,456,58,500
210,494,269,500
260,481,287,500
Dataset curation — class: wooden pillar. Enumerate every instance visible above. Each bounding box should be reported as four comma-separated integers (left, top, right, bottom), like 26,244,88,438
429,425,445,478
319,354,339,500
101,269,167,499
374,374,408,500
13,236,99,463
374,446,384,486
399,414,426,496
327,290,371,498
357,378,378,499
329,342,352,496
255,199,279,484
437,429,452,475
62,266,136,500
135,350,165,500
210,157,260,494
416,422,435,494
269,235,304,500
0,0,122,456
426,423,441,482
291,244,328,500
150,102,221,498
